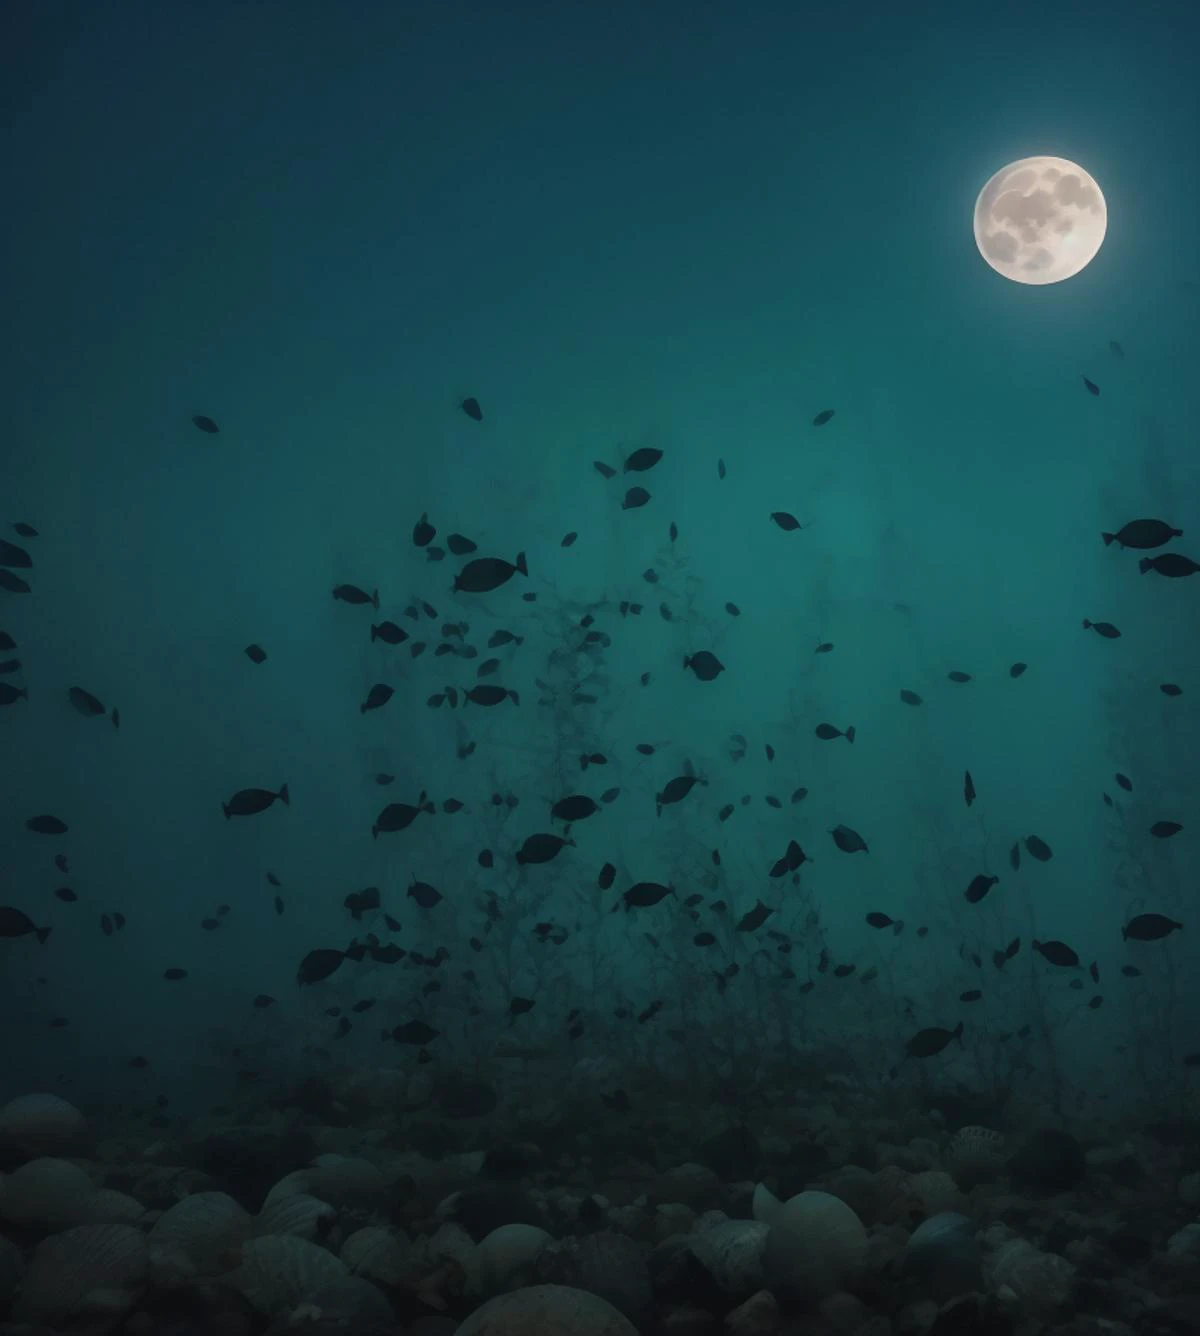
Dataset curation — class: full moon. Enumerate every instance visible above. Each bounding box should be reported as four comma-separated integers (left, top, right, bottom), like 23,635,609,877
973,156,1107,285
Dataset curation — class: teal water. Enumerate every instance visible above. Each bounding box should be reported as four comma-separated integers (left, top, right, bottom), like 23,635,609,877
1,0,1197,1121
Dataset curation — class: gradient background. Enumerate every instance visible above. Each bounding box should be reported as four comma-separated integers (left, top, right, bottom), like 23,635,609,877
1,0,1197,1119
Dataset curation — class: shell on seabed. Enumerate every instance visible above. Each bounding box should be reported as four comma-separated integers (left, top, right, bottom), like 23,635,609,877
230,1233,349,1315
253,1190,336,1240
0,1156,95,1227
757,1188,869,1304
909,1169,967,1219
0,1092,89,1156
474,1222,553,1297
340,1225,412,1286
147,1191,252,1285
13,1222,148,1324
688,1216,768,1296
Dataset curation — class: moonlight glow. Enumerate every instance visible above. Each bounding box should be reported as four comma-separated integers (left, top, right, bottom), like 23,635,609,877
973,156,1107,285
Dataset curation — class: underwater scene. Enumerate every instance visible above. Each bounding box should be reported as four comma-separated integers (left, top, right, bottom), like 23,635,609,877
1,2,1199,1334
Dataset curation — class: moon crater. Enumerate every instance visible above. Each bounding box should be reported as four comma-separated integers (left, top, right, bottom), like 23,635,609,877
974,156,1106,285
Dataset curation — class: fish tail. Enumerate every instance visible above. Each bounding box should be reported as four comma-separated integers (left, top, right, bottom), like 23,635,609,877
845,726,856,743
370,624,379,642
953,1021,963,1043
36,926,51,944
371,589,380,609
360,702,368,713
1101,532,1114,546
515,551,528,576
19,687,28,701
222,803,232,819
278,784,290,805
1082,619,1091,629
509,690,520,705
371,825,378,840
1138,559,1151,574
111,708,119,728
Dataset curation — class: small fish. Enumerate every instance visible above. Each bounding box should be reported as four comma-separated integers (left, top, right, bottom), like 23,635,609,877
69,686,117,726
223,785,289,819
297,948,345,985
344,886,381,920
815,642,833,654
594,460,616,479
1122,913,1182,941
12,523,37,537
407,879,443,909
1024,835,1053,862
551,794,599,822
814,722,855,742
622,487,651,510
0,907,51,943
770,511,802,531
370,621,408,645
561,531,578,547
899,689,922,706
26,814,68,835
1139,553,1200,578
959,989,982,1003
717,458,727,479
964,771,976,807
623,881,673,909
360,683,394,713
192,414,219,433
830,824,868,853
487,629,524,648
412,513,436,547
1081,375,1100,396
0,539,31,568
1121,965,1141,977
372,792,435,838
736,899,772,932
54,887,77,902
1102,518,1182,549
948,671,972,683
510,996,535,1015
1109,339,1124,358
1161,683,1183,696
1115,773,1132,792
1150,820,1182,839
623,446,663,473
0,683,28,705
0,571,31,593
964,873,998,904
163,968,188,981
392,1019,439,1044
461,397,483,421
244,644,267,664
516,833,573,865
905,1022,962,1057
333,584,379,609
812,409,835,426
1083,618,1121,639
1034,939,1079,967
683,651,724,682
598,862,616,889
454,553,528,593
865,912,894,929
1010,662,1027,678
